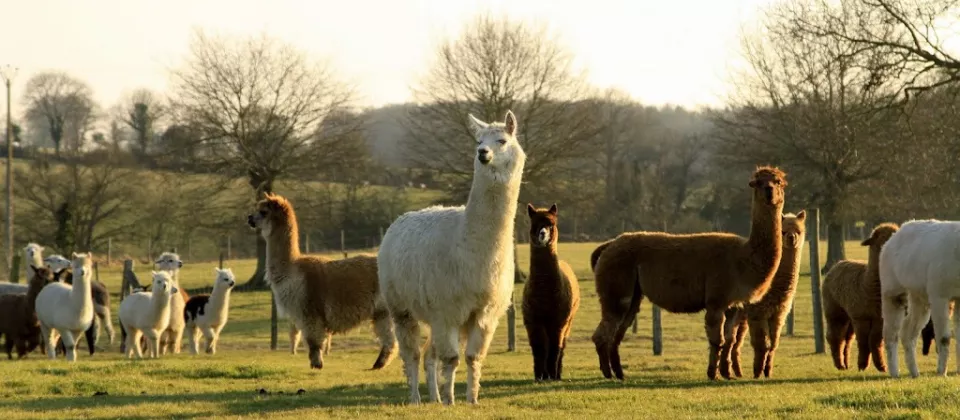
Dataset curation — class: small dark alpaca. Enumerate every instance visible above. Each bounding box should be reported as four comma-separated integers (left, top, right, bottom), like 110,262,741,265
522,203,580,381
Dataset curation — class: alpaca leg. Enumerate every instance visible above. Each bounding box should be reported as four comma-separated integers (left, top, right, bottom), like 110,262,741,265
842,323,855,369
4,335,13,359
211,325,225,354
188,325,200,355
826,316,852,370
84,317,99,356
172,327,183,354
132,330,145,359
392,311,423,404
718,307,741,380
464,318,497,405
881,292,908,378
544,329,562,381
305,331,326,370
852,318,873,371
557,337,568,380
99,305,115,345
431,324,460,406
902,294,931,378
868,319,886,372
424,340,440,403
928,296,951,376
370,307,398,369
289,323,301,355
526,325,547,381
764,317,786,378
730,317,748,378
953,302,960,374
746,316,769,378
704,308,726,380
42,325,56,360
60,331,77,362
201,327,216,354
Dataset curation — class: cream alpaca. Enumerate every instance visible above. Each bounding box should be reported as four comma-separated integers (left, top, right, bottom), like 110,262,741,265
184,268,236,354
0,243,46,296
378,111,526,405
119,271,178,359
34,252,95,362
45,254,115,345
155,252,188,354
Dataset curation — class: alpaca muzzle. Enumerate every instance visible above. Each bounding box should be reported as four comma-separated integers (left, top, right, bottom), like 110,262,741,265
764,186,774,203
477,149,492,165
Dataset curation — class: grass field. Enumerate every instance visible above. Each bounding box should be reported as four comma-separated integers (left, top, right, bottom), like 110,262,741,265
1,240,958,419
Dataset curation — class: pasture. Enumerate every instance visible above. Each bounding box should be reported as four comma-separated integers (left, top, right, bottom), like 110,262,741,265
0,240,955,419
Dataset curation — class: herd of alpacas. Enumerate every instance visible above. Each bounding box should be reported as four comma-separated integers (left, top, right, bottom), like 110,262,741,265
0,110,957,405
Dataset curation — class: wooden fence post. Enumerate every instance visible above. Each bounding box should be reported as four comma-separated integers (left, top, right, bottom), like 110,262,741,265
270,291,278,350
341,230,346,258
785,302,795,336
218,252,224,270
379,226,384,245
8,254,20,283
652,305,663,356
305,233,311,254
632,316,638,334
227,236,232,260
107,237,112,266
808,208,825,353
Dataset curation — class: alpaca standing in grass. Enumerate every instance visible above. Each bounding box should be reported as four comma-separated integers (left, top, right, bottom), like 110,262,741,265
0,266,55,359
880,219,960,378
378,111,526,405
0,243,47,296
523,203,580,381
721,211,806,379
119,271,178,359
591,166,786,381
247,193,397,371
34,252,96,362
821,223,899,372
155,252,188,355
45,254,113,347
184,268,236,355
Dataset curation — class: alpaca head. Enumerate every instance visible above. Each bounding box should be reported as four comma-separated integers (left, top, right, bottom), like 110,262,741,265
248,193,296,238
467,110,526,183
155,252,183,272
150,271,178,296
213,267,236,291
70,252,93,282
749,166,787,208
781,211,807,250
43,254,72,274
23,243,44,264
526,203,559,248
28,265,55,288
862,222,899,252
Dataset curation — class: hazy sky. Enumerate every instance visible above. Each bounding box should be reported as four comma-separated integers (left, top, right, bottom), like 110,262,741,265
0,0,774,116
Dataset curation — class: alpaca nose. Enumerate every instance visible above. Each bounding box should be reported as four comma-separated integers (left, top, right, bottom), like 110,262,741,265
477,148,492,164
247,214,256,227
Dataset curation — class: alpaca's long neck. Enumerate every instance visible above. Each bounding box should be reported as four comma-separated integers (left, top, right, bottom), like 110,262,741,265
462,175,522,254
867,247,882,289
71,270,93,308
209,287,231,320
529,243,562,285
771,241,804,293
746,199,783,278
25,277,44,313
267,224,301,280
151,291,171,316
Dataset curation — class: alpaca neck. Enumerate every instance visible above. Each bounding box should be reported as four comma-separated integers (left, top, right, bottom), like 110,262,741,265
529,242,562,284
462,173,522,254
25,276,45,313
774,243,804,286
267,224,301,280
746,199,783,270
867,247,881,289
71,270,92,308
210,287,232,319
152,291,171,315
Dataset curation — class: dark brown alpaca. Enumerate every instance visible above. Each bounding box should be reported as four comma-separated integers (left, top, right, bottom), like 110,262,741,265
522,203,580,381
590,165,786,380
0,266,55,359
721,211,806,379
822,223,899,372
247,193,397,370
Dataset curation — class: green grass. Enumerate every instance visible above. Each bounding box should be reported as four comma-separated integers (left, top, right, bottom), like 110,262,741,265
0,241,956,419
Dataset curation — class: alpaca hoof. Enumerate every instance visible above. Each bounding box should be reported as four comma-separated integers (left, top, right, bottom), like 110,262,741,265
310,362,323,370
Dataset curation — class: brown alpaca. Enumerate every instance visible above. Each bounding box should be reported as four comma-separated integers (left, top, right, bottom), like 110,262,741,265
822,223,899,372
590,165,786,380
247,192,397,370
522,203,580,381
0,266,55,359
721,211,806,379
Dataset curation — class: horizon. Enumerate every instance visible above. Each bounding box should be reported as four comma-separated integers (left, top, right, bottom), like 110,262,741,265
0,0,774,119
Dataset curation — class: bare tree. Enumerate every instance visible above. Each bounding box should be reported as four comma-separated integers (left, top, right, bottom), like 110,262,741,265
115,88,166,160
405,14,599,201
170,30,362,288
22,71,97,158
715,0,903,272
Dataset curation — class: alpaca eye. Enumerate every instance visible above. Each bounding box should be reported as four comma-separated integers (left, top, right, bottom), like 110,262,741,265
259,210,267,217
498,139,507,145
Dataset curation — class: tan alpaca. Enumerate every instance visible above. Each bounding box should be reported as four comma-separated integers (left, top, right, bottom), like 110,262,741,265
722,211,807,379
822,223,899,372
247,193,396,370
590,166,786,380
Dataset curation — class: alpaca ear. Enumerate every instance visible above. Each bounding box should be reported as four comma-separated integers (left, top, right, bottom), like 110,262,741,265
468,113,488,136
504,110,517,137
29,265,38,272
549,203,558,215
748,180,758,188
526,203,536,218
71,252,79,259
796,210,806,221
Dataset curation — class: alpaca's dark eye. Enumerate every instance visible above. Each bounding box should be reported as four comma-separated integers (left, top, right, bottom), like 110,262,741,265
259,210,267,217
498,139,507,145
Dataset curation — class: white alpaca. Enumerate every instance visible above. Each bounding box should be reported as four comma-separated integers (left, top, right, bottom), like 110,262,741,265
45,253,115,345
378,111,526,405
34,252,95,362
155,252,187,354
119,271,177,359
184,268,236,355
0,243,46,296
880,219,960,378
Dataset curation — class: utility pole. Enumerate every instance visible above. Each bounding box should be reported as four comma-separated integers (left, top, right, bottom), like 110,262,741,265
1,66,17,275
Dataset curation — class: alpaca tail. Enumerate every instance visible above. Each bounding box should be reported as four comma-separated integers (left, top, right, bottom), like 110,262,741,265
590,240,614,272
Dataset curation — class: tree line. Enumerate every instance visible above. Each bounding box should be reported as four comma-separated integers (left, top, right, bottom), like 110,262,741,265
7,2,960,286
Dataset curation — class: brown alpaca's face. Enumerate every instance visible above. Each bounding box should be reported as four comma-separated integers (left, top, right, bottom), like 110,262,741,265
248,196,291,238
862,224,899,250
749,168,786,207
782,211,807,249
527,204,559,247
29,266,55,287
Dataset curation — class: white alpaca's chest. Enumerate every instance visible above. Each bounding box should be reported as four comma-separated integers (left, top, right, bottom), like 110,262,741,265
35,282,94,331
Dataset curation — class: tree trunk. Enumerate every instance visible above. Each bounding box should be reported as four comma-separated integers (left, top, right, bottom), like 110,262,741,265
822,219,846,275
240,175,274,290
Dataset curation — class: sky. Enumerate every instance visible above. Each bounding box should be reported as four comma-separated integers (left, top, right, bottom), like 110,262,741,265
0,0,775,117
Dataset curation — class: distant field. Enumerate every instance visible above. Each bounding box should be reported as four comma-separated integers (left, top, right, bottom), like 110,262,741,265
1,240,957,419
